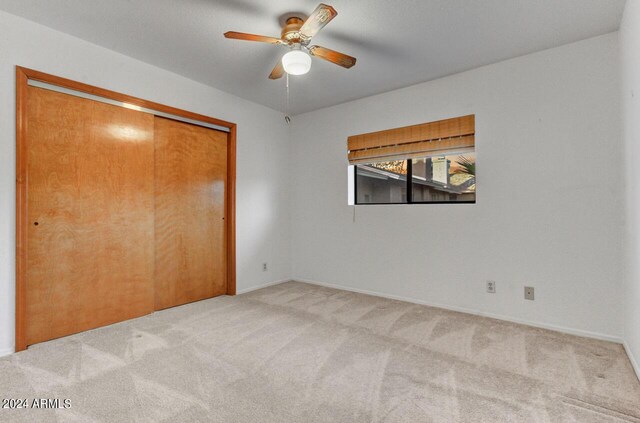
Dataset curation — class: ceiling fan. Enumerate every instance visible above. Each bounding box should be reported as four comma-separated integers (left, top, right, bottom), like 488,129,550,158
224,3,357,79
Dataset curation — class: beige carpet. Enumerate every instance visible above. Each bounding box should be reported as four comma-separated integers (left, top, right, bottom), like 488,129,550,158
1,281,639,422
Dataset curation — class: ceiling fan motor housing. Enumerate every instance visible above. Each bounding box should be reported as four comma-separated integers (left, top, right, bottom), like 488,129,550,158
282,17,305,43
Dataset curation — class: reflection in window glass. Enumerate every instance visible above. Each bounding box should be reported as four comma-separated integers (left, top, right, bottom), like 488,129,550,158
354,154,475,204
356,160,408,204
412,153,476,203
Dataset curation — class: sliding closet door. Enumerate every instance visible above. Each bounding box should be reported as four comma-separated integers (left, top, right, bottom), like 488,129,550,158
25,86,155,346
154,117,227,310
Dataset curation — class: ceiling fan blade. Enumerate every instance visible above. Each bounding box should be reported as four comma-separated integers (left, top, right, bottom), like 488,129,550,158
269,60,285,80
299,4,337,40
224,31,285,45
309,46,356,68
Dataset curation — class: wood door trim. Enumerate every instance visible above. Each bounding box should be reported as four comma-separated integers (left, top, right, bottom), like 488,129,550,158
227,125,237,296
17,67,235,129
15,68,28,352
15,66,237,352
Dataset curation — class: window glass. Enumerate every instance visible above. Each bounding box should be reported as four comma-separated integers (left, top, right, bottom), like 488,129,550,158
411,153,475,203
355,160,408,204
354,154,475,204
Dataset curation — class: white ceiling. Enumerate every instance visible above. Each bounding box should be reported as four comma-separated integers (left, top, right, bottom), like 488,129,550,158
0,0,627,115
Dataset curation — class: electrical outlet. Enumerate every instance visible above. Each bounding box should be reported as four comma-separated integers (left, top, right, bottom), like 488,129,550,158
262,262,268,272
525,286,535,300
486,280,496,293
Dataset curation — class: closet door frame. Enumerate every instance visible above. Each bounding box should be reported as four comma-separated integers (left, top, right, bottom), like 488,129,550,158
15,66,237,352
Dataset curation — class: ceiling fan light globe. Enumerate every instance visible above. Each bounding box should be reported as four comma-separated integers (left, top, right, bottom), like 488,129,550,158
282,50,312,75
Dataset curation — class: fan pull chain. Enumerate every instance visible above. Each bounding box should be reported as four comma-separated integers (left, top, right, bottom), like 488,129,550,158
285,73,291,124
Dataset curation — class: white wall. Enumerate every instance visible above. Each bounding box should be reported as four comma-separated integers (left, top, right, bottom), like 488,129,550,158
0,11,291,356
291,33,624,341
621,0,640,378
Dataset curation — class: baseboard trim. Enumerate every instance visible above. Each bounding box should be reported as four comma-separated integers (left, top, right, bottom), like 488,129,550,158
0,346,15,358
623,340,640,382
294,278,623,344
236,279,290,295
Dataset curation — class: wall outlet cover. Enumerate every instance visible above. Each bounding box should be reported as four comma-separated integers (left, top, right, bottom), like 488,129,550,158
525,286,535,300
486,280,496,293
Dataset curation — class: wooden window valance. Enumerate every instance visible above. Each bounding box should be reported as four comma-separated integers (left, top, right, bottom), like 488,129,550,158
347,114,475,164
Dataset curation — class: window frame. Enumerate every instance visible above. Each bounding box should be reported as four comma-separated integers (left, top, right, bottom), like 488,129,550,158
354,156,476,206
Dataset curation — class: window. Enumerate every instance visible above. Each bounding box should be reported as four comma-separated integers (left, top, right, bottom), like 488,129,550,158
355,154,475,204
348,115,476,205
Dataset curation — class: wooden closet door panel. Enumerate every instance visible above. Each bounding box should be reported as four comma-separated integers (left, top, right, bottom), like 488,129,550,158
154,117,227,310
26,87,155,346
